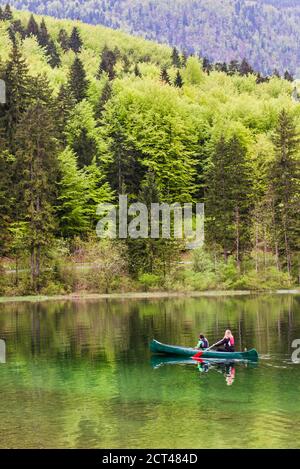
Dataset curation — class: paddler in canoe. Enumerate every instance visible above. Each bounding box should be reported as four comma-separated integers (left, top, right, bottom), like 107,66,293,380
215,329,235,352
196,333,209,350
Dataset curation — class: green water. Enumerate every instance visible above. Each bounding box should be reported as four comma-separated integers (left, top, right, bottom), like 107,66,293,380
0,294,300,448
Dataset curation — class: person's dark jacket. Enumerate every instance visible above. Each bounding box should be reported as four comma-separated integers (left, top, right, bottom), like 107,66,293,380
217,337,235,352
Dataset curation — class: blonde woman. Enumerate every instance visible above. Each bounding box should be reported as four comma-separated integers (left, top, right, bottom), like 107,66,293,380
216,329,235,352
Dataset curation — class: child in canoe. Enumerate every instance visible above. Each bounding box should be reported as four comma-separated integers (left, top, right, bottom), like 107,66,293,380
216,329,235,352
196,334,209,350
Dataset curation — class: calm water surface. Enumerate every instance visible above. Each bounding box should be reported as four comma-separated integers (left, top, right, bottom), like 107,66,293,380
0,294,300,448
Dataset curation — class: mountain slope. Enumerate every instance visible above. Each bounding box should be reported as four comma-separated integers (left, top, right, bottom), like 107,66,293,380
4,0,300,75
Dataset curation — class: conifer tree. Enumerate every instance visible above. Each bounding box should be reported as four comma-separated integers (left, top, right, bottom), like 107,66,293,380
0,7,4,21
284,70,294,82
15,88,59,291
134,64,142,77
7,20,26,43
181,51,188,66
58,28,70,52
95,81,112,119
1,43,31,150
160,66,171,85
122,54,130,73
46,40,61,68
38,18,50,48
239,58,254,76
228,60,240,75
67,56,89,103
3,3,13,21
205,135,253,266
69,26,83,53
174,70,183,87
54,84,76,143
26,14,39,37
0,150,15,255
202,56,212,73
171,47,181,68
97,46,117,80
270,109,300,274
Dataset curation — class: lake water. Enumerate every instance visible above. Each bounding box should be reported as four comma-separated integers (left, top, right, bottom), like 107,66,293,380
0,294,300,449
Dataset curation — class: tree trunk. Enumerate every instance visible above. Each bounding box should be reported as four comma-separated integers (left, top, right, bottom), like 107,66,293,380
235,206,240,271
15,256,19,287
255,223,259,273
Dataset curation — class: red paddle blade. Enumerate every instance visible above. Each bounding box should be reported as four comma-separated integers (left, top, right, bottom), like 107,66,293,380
192,350,203,360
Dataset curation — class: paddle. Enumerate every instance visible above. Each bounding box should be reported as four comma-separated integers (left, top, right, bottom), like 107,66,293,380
192,339,223,360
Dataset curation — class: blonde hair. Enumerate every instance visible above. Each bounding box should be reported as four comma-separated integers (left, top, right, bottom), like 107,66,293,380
225,329,233,338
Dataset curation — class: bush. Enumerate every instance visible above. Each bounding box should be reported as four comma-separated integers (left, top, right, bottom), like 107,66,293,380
192,248,214,273
138,273,161,291
184,270,218,291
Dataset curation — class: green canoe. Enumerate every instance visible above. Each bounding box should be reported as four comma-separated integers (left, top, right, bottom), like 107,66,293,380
150,339,259,361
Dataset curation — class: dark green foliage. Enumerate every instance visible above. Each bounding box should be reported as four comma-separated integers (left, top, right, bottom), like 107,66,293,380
95,81,112,119
171,47,181,68
127,171,180,276
3,3,13,20
270,110,300,274
134,64,141,77
122,54,130,73
284,70,294,82
160,66,171,85
67,56,89,102
205,136,253,266
58,28,70,52
0,43,31,150
0,150,14,255
97,46,117,80
174,70,183,87
46,39,61,68
54,84,76,142
202,57,212,73
104,122,146,197
239,58,254,76
26,13,39,36
7,19,26,43
70,127,97,168
15,77,59,291
38,18,50,48
228,60,240,75
36,19,61,67
69,26,83,53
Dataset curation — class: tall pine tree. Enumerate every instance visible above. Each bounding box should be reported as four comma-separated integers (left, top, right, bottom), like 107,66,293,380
270,109,300,275
67,56,89,103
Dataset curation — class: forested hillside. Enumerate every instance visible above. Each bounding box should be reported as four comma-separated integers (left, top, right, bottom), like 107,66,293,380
4,0,300,75
0,6,299,296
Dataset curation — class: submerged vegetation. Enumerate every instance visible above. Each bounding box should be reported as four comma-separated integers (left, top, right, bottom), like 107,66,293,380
0,6,299,296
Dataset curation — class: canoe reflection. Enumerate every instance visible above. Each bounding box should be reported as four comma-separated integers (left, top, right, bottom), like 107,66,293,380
151,356,258,386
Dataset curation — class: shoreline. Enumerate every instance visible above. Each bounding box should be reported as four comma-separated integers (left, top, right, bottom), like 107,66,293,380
0,289,299,304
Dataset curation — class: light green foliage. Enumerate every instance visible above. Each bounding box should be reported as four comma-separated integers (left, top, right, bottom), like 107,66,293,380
182,56,204,85
65,100,103,166
192,248,214,273
102,77,201,203
138,273,161,291
57,147,113,237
